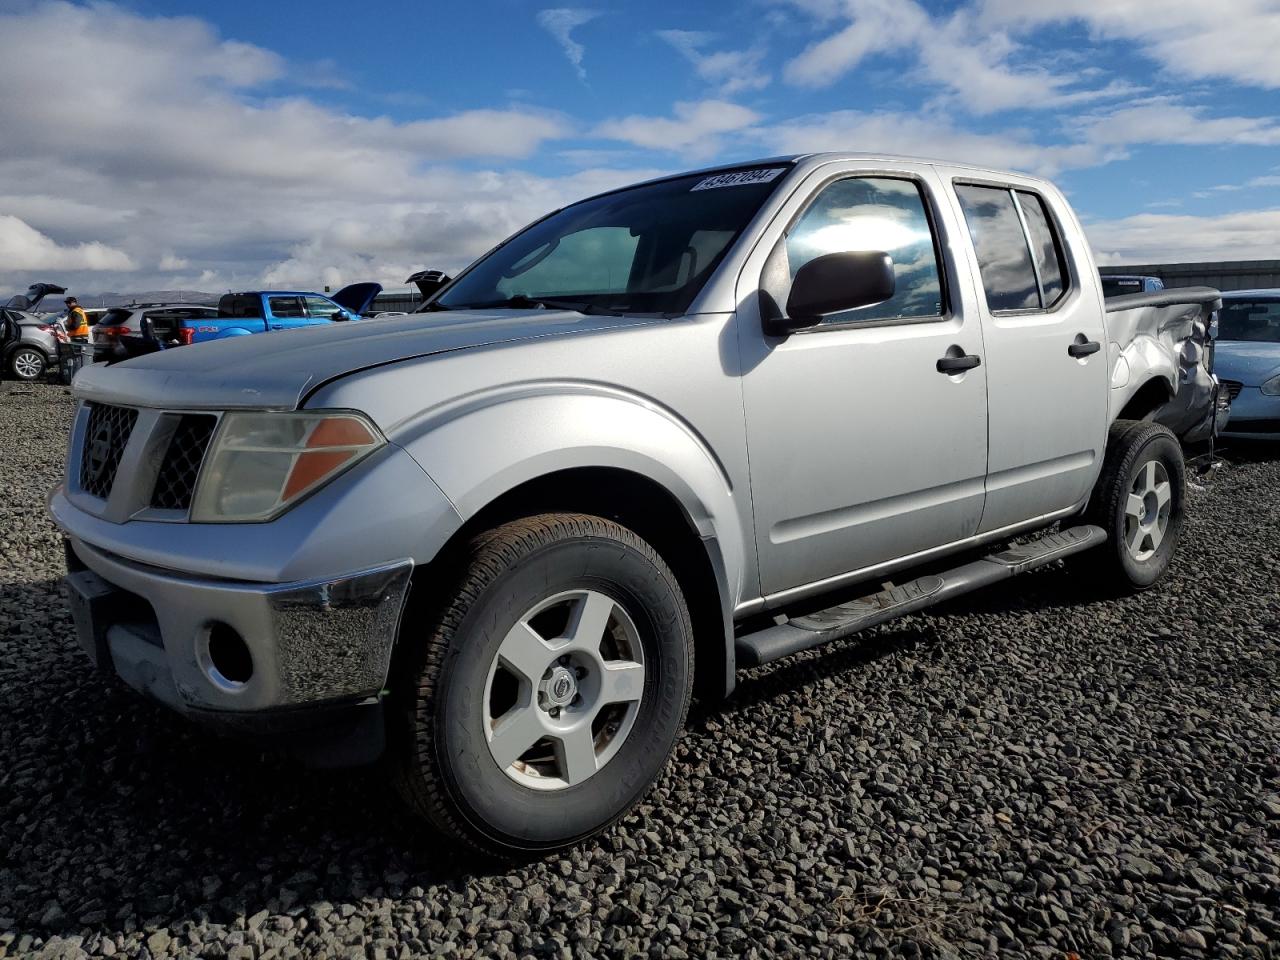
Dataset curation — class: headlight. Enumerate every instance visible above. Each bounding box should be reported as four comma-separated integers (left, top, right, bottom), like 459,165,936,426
191,411,384,522
1261,374,1280,397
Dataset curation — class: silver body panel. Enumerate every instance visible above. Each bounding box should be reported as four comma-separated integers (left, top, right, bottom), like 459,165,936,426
49,152,1217,712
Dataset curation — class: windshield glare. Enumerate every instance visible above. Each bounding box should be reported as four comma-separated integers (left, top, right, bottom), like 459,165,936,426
435,167,790,314
1218,299,1280,342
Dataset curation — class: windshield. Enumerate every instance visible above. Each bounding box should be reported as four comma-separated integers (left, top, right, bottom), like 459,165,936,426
434,166,791,315
1218,298,1280,342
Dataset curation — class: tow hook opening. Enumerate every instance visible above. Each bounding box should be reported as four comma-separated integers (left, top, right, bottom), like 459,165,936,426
207,622,253,687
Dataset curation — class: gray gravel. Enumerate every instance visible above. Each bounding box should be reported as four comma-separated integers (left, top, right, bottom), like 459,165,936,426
1,380,1277,959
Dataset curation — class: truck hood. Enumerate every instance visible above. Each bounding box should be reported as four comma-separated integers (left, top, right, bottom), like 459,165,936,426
330,281,382,316
74,308,656,410
1213,340,1280,386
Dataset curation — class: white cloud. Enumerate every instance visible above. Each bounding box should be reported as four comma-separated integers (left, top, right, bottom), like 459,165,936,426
762,110,1115,176
657,30,771,95
979,0,1280,90
0,216,135,272
1087,208,1280,263
536,8,600,81
1079,102,1280,148
596,100,761,156
779,0,1135,114
0,2,597,294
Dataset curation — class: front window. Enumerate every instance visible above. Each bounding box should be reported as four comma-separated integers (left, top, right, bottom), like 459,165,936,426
1217,299,1280,342
783,177,944,325
434,166,791,315
303,296,341,319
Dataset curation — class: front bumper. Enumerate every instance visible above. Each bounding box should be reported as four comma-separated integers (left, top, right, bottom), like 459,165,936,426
1221,385,1280,439
63,536,413,724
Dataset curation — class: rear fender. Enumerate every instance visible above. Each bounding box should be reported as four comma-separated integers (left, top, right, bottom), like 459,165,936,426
1106,293,1220,441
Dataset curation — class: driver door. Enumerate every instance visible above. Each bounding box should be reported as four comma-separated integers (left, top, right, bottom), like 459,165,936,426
736,163,990,598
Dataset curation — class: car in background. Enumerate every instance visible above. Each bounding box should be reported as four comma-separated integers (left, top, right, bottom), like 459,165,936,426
201,284,382,343
2,282,69,380
1101,274,1165,298
93,303,220,361
1213,290,1280,440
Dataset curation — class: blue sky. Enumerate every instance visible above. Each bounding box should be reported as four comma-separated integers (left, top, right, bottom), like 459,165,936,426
2,0,1279,296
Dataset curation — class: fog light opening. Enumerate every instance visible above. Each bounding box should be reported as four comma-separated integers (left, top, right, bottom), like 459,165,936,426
207,622,253,687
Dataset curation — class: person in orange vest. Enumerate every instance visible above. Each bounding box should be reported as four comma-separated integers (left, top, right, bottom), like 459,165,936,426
64,297,90,341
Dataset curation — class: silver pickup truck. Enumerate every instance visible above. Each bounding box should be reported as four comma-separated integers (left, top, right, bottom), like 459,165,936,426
51,154,1222,855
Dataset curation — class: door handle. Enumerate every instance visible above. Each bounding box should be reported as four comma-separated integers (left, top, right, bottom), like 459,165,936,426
1068,340,1101,358
936,354,982,373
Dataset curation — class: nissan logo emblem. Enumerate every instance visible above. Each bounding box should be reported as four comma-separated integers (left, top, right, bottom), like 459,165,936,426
85,423,113,484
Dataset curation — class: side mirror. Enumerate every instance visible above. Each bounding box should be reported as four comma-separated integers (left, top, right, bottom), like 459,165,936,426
772,251,896,335
330,310,349,321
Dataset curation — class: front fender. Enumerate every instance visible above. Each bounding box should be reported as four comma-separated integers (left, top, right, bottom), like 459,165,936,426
390,383,747,609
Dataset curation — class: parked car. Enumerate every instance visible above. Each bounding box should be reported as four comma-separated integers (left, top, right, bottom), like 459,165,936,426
2,282,68,380
92,303,220,361
1101,274,1165,298
53,154,1222,855
1213,289,1280,439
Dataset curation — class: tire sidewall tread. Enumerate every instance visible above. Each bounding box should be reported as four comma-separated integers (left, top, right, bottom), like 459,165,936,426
392,512,694,856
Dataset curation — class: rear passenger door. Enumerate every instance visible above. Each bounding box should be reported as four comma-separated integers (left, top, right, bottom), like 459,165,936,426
266,296,309,331
948,178,1108,532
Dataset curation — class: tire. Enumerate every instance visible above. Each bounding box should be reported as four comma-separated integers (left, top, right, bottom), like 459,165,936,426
1082,419,1185,589
392,513,694,856
9,347,46,381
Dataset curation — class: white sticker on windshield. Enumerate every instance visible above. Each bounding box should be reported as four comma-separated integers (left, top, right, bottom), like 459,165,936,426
690,168,786,191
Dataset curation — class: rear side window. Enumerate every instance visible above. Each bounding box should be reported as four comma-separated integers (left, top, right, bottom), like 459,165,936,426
784,176,944,325
956,184,1071,312
955,185,1039,311
268,296,304,318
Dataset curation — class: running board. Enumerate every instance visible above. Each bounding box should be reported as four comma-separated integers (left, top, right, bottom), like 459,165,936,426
735,524,1106,668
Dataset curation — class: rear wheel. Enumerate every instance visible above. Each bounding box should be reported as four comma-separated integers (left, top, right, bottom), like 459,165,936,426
9,347,45,381
393,513,694,855
1083,419,1185,589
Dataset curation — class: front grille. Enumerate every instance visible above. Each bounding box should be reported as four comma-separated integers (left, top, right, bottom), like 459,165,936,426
1221,379,1244,401
79,403,137,500
151,415,217,510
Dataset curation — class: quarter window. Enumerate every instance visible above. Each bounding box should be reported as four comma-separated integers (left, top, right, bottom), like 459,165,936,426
784,177,944,325
1017,191,1068,308
956,184,1071,312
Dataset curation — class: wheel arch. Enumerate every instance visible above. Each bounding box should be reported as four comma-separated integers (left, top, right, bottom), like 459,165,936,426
1116,375,1175,422
401,464,738,702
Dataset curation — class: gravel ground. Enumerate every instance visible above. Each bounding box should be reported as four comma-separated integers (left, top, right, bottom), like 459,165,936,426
1,380,1277,959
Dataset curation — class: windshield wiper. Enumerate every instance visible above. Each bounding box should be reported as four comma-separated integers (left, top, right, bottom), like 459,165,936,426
444,294,616,314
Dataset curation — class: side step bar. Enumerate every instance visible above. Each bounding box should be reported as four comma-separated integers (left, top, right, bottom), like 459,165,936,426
735,524,1105,668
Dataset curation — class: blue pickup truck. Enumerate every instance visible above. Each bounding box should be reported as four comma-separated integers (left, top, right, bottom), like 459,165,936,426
96,283,382,360
191,283,383,343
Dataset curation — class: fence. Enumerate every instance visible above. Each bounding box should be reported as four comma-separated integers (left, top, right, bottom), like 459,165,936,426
1099,260,1280,292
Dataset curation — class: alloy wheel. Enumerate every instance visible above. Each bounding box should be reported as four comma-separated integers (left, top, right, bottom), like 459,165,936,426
482,589,646,790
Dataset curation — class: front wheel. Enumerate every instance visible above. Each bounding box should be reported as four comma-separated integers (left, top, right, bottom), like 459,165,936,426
1083,419,1186,589
392,513,694,856
9,347,46,381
